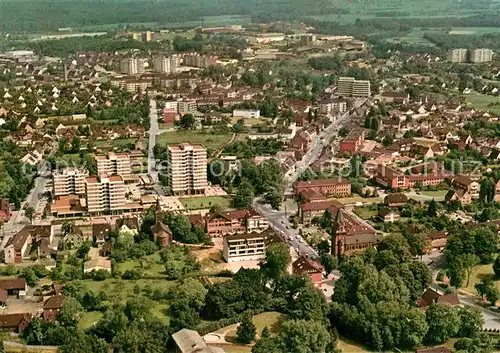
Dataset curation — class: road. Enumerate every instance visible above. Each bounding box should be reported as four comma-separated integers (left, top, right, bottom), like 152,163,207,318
148,99,159,183
424,252,500,330
256,101,366,258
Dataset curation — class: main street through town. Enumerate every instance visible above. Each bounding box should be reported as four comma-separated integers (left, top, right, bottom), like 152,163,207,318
254,103,362,259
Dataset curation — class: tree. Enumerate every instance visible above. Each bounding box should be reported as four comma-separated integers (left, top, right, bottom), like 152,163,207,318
338,127,348,137
261,243,291,280
178,114,196,129
457,306,484,337
25,206,35,224
264,188,282,210
427,199,437,217
382,135,393,147
61,221,75,236
234,181,254,209
494,256,500,279
475,278,500,305
425,304,460,344
237,313,256,344
316,240,330,255
20,267,38,287
261,326,270,339
279,319,331,353
461,253,479,287
57,297,84,327
320,253,337,276
479,178,494,203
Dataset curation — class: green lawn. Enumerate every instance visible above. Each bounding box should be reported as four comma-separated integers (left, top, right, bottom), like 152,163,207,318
337,336,373,353
337,196,382,205
115,253,166,277
420,190,448,198
353,207,378,220
462,94,500,115
157,130,233,152
79,311,103,330
83,278,177,297
463,264,500,295
180,196,232,210
216,312,284,343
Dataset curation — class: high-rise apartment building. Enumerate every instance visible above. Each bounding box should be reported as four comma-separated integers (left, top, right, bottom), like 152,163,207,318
120,58,145,75
338,77,370,97
152,55,179,74
448,48,468,63
53,168,89,197
167,143,208,195
183,53,218,68
85,175,126,214
95,153,131,176
469,48,493,63
141,31,154,43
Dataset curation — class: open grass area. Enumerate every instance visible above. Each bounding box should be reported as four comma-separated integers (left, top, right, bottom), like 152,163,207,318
215,312,284,342
79,311,103,330
157,130,233,152
450,27,500,35
115,253,166,277
83,278,177,297
420,190,448,198
337,196,383,205
353,206,377,220
462,94,500,115
464,264,500,295
180,196,232,210
337,336,373,352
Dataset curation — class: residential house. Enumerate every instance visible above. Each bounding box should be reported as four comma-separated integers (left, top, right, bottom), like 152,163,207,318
4,227,33,264
452,175,480,199
339,128,365,154
425,231,448,252
292,256,323,288
0,198,12,222
378,208,400,223
172,328,225,353
380,91,410,105
84,257,112,273
445,189,472,205
0,314,32,333
223,230,279,263
384,193,408,207
495,180,500,202
416,288,460,309
43,295,64,322
0,278,27,296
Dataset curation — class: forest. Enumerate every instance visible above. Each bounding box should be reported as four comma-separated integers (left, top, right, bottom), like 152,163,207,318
0,0,333,31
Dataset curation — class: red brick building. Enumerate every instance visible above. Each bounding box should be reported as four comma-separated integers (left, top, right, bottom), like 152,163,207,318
292,256,323,288
339,128,365,153
293,178,352,198
43,295,64,322
191,208,269,237
374,164,409,189
0,313,32,333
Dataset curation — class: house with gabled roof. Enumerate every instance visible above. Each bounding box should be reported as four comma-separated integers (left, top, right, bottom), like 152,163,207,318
292,256,323,288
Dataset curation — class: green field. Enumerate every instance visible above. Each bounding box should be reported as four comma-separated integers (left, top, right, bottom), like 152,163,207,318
353,207,377,220
79,311,103,330
463,264,500,296
450,27,500,35
157,131,234,152
462,94,500,115
180,196,232,210
420,190,448,198
115,253,166,277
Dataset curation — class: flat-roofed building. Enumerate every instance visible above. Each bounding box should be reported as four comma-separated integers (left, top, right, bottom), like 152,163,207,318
167,143,208,195
85,175,126,214
293,178,351,198
223,232,267,263
469,48,493,63
95,152,131,176
447,48,468,63
337,77,370,97
120,58,145,75
53,167,89,197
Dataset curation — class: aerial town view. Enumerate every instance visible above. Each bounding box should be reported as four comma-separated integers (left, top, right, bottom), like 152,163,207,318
0,0,499,352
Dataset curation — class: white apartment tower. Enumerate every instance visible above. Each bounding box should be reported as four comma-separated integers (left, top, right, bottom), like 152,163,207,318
448,48,468,63
85,175,126,214
338,77,371,97
167,143,208,195
53,167,89,197
95,153,131,176
470,48,493,63
120,58,145,75
152,55,179,74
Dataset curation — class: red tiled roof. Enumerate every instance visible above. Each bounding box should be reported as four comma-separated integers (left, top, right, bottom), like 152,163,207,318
43,295,64,310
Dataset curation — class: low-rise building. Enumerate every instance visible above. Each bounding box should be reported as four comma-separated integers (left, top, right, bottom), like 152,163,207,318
339,128,365,154
374,164,409,190
293,178,351,198
172,328,225,353
0,314,32,333
232,109,260,119
43,295,64,322
445,189,472,205
378,208,400,223
292,256,323,288
204,208,268,237
4,228,33,264
223,232,269,263
384,193,407,207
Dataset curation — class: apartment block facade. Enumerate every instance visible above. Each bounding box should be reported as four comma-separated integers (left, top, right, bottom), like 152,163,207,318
470,48,493,63
448,48,468,63
85,175,126,214
167,143,208,195
53,167,89,197
223,232,267,263
152,55,179,74
337,77,370,97
95,153,131,176
120,58,145,75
